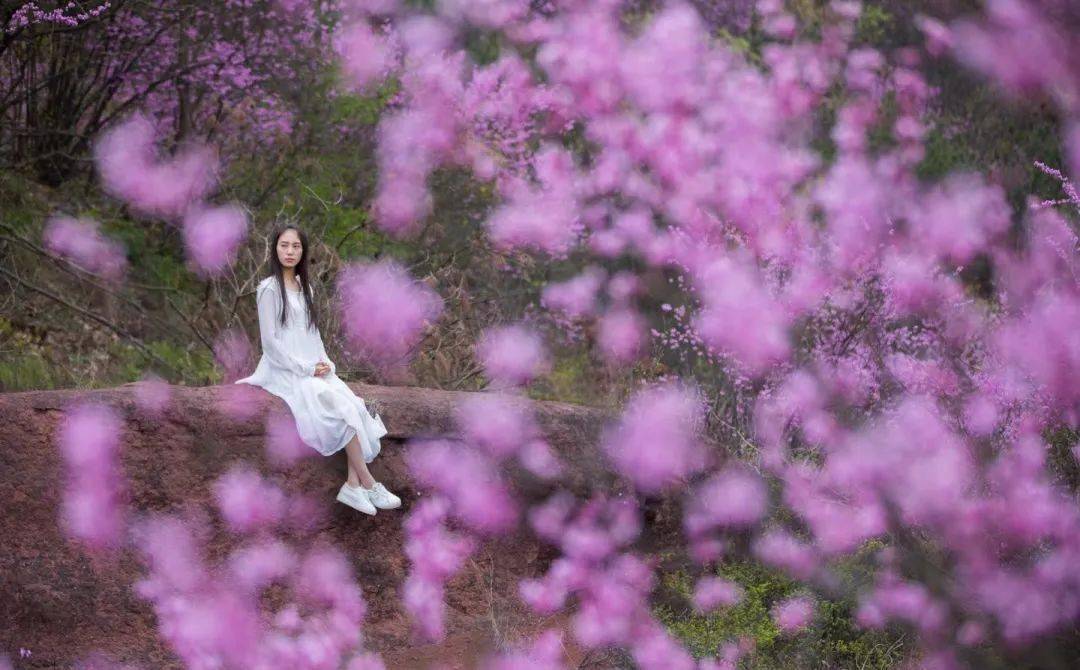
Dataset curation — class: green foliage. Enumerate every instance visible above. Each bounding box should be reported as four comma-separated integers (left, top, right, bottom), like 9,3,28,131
464,27,503,66
654,546,909,669
917,77,1064,208
0,316,56,391
143,339,219,384
527,347,595,405
655,560,792,659
0,350,56,391
854,4,894,46
329,77,400,126
1046,426,1080,492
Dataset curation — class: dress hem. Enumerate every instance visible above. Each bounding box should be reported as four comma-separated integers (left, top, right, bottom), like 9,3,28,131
233,375,385,462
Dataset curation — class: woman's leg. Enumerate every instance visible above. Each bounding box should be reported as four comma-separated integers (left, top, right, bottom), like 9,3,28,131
344,433,376,488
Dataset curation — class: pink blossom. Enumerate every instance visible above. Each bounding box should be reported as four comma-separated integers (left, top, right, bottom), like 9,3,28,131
962,395,999,437
1068,122,1080,186
346,652,388,670
455,393,538,460
908,173,1010,264
629,622,697,670
43,215,128,281
487,145,584,256
437,0,529,31
607,271,642,303
212,466,286,534
600,381,708,493
213,327,251,381
57,402,127,550
479,628,565,670
540,266,606,318
182,204,249,277
404,573,447,641
559,496,640,562
692,576,744,613
338,259,444,372
752,530,820,581
476,323,551,388
689,536,727,564
597,307,647,365
517,439,565,480
227,540,297,592
527,492,578,543
406,438,518,534
856,577,948,636
692,255,791,376
133,373,172,420
684,466,768,536
62,0,1080,663
265,410,315,468
334,21,393,92
216,383,265,422
93,112,218,221
293,545,368,621
915,14,954,57
404,496,477,582
772,595,814,633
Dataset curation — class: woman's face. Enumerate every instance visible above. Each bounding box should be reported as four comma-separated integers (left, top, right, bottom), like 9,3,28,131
276,229,303,269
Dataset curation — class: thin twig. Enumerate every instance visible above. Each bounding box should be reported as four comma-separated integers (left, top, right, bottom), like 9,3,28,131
0,265,181,376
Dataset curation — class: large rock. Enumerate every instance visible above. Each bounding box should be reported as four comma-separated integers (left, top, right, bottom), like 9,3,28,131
0,382,629,668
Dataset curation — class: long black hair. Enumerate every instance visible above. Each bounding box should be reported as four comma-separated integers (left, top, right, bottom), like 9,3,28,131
267,224,323,334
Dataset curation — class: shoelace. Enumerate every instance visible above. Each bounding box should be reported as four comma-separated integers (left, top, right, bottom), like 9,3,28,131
372,484,398,502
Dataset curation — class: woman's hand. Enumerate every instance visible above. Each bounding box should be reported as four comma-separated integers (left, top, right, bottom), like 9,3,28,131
314,362,331,377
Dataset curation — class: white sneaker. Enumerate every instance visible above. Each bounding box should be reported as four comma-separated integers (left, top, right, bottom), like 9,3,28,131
337,483,377,515
363,481,401,510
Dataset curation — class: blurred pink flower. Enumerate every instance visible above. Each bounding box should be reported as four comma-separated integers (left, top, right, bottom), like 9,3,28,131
346,652,389,670
216,383,265,422
455,393,539,460
182,204,249,277
213,327,251,381
478,627,564,670
476,323,551,388
57,402,127,550
43,215,128,281
597,306,647,365
212,466,287,534
404,573,447,641
517,439,565,480
338,259,444,371
692,576,744,613
600,381,707,493
133,373,172,420
406,438,519,534
334,21,393,92
752,530,819,581
772,595,814,633
93,112,218,221
265,409,315,468
540,266,606,319
684,466,768,535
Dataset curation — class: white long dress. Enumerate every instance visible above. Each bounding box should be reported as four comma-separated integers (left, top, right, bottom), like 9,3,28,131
234,275,388,461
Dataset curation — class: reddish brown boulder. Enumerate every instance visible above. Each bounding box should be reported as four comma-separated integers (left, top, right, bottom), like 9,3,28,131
0,382,629,669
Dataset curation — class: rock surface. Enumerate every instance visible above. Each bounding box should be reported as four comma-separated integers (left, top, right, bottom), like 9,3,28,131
0,382,630,669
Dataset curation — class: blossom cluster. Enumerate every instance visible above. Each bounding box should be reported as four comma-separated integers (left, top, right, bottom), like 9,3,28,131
4,1,111,34
340,0,1080,665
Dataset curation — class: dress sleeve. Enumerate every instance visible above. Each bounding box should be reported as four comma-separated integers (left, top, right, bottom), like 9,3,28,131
317,334,336,375
256,284,311,377
312,283,337,375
